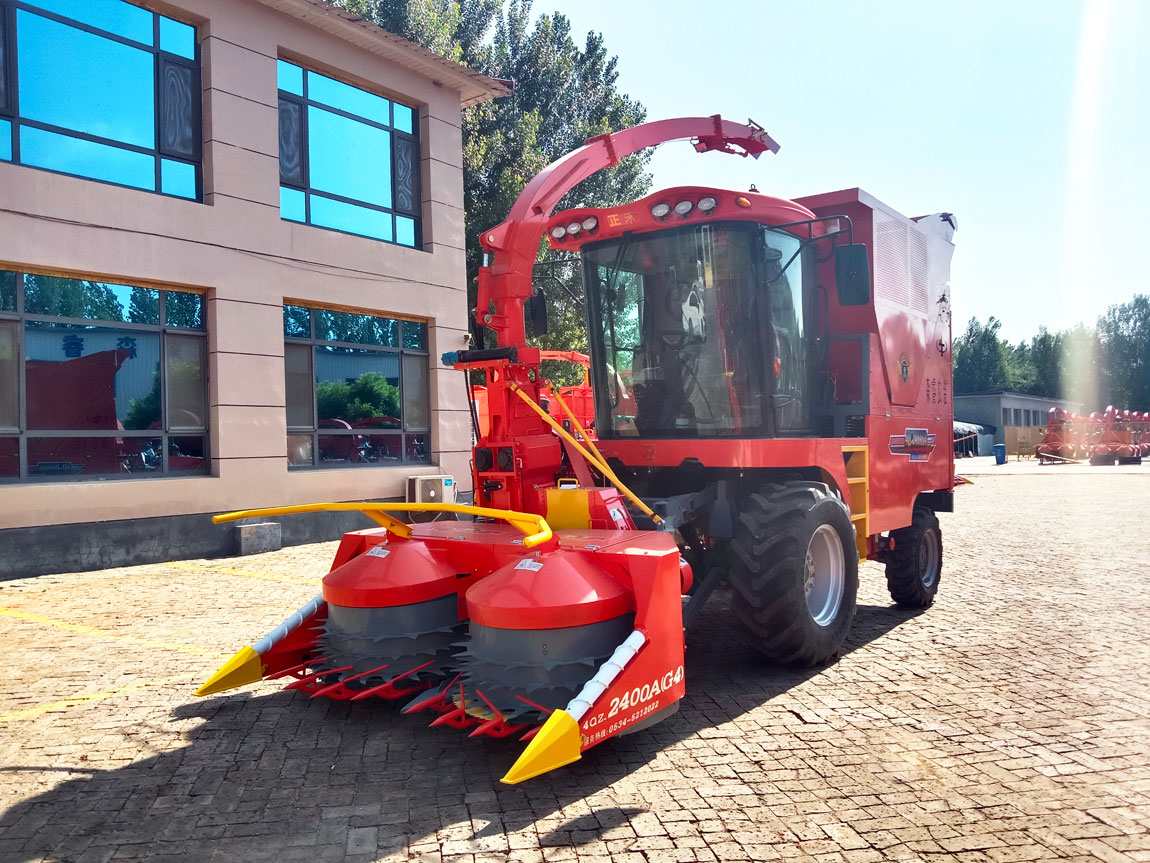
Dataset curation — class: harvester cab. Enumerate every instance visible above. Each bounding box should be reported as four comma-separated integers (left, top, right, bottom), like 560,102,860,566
198,116,957,785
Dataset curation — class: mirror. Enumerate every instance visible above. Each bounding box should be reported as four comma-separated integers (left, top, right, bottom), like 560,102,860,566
525,285,548,337
834,244,871,306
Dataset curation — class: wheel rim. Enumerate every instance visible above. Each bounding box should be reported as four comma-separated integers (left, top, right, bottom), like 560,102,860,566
919,529,941,589
804,524,845,627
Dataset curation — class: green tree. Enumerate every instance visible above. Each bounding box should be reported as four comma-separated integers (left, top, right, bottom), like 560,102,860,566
0,270,15,311
317,372,401,422
1097,294,1150,410
127,288,159,324
123,358,205,430
124,370,162,430
165,291,204,328
532,256,588,385
1028,326,1062,399
1060,323,1107,412
1006,340,1036,394
953,317,1012,394
332,0,651,351
23,275,126,321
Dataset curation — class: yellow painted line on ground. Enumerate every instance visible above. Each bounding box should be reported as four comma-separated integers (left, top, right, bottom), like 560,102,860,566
166,562,320,585
0,673,197,722
0,606,229,658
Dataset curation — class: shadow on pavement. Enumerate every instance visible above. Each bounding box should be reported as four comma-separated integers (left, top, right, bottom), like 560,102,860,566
1,594,920,862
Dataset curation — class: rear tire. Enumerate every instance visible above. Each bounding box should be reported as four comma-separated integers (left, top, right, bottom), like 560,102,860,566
885,507,942,608
730,481,859,666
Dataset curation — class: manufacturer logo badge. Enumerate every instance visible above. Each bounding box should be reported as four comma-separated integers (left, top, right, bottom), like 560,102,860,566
889,428,936,462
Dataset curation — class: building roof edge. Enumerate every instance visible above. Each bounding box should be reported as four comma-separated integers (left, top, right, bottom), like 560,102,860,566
254,0,510,107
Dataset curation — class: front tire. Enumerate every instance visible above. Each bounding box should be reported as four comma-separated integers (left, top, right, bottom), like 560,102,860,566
730,481,859,666
885,507,942,608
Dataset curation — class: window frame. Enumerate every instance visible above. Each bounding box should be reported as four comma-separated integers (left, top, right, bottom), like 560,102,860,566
277,59,422,249
0,0,202,200
0,269,210,483
283,304,432,470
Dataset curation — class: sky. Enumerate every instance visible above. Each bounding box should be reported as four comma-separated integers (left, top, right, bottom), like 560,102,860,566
542,0,1149,344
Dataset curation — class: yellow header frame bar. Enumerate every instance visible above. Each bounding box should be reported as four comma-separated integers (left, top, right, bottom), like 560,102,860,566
212,502,554,549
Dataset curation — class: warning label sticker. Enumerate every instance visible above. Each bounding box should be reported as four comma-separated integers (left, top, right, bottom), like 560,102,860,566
514,558,544,572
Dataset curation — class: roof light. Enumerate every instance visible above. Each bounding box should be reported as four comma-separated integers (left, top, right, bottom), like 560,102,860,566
582,216,598,232
735,196,751,208
698,196,717,213
651,202,671,219
674,200,693,216
550,226,567,239
566,221,582,235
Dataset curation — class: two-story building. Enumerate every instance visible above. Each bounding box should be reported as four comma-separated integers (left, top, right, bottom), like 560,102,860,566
0,0,507,577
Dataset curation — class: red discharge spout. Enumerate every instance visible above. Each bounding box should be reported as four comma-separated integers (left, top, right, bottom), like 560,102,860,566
474,115,780,349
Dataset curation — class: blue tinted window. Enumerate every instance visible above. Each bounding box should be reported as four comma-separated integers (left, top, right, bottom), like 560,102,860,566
393,104,414,134
401,320,426,350
6,3,201,201
20,126,155,189
396,217,416,247
1,272,15,311
278,60,303,96
310,195,393,242
0,13,8,111
279,61,418,246
307,71,389,124
161,159,196,198
18,11,155,149
308,107,391,208
317,311,399,347
164,290,204,329
21,0,153,45
22,274,159,323
159,16,195,59
281,187,306,222
284,305,311,338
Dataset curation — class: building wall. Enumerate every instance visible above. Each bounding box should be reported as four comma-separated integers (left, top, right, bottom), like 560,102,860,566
0,0,475,536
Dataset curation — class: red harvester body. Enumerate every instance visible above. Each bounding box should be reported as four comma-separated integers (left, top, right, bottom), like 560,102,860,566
198,116,957,783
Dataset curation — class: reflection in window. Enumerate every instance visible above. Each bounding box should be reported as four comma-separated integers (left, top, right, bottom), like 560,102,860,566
1,271,16,311
1,1,200,199
277,60,420,247
0,320,17,428
283,305,430,468
0,269,208,481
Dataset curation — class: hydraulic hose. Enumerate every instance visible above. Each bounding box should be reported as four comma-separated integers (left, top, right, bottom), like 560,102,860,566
509,384,661,525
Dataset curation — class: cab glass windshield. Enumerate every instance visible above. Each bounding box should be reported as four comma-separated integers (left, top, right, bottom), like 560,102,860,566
585,223,769,437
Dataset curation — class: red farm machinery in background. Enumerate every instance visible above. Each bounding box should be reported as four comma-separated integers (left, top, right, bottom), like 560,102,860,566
197,116,957,783
1037,406,1147,465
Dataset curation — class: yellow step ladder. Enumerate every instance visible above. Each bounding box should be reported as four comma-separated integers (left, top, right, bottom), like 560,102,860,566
842,445,869,560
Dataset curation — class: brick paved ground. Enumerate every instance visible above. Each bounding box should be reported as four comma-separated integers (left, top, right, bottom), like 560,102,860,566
1,469,1149,863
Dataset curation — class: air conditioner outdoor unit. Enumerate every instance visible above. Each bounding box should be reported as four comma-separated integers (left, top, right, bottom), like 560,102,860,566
406,474,456,506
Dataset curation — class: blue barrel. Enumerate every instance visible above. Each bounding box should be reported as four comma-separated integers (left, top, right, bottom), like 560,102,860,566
993,443,1006,465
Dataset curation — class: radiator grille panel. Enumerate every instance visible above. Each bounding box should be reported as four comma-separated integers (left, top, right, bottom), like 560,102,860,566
875,217,908,305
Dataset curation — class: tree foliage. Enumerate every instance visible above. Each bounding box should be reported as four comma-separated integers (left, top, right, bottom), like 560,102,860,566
331,0,651,360
952,317,1013,394
953,295,1150,412
316,372,401,422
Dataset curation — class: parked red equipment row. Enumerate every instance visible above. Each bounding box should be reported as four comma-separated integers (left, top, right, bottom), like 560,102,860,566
1037,406,1148,465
